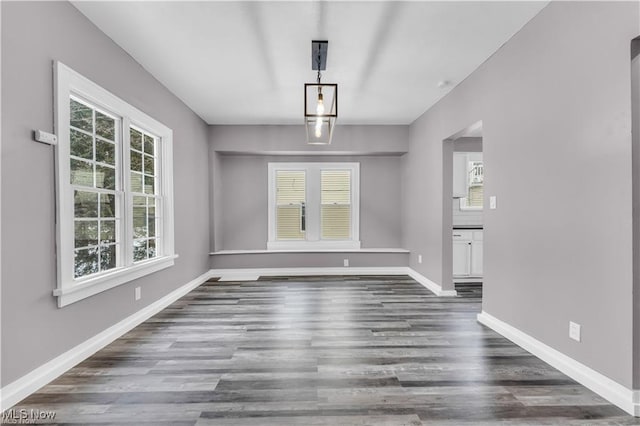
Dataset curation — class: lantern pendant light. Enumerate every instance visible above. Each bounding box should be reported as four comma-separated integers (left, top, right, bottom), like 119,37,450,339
304,40,337,145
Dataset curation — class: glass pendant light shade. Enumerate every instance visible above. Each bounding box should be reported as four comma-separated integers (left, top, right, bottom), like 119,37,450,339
304,83,337,145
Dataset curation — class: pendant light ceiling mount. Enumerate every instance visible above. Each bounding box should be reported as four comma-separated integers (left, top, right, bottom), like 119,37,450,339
305,40,337,145
311,40,328,71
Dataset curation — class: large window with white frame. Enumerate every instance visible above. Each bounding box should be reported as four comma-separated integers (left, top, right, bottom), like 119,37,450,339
268,163,360,250
54,62,175,307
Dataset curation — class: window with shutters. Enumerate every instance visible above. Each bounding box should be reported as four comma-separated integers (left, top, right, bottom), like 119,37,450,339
321,170,352,240
460,160,483,210
275,170,306,240
268,163,360,250
54,62,176,307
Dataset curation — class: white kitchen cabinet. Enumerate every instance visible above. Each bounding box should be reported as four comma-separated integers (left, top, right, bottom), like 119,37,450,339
471,241,483,276
453,229,483,278
453,153,468,198
453,240,471,276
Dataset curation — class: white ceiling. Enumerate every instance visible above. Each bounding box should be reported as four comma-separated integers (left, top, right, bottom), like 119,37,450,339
72,1,547,125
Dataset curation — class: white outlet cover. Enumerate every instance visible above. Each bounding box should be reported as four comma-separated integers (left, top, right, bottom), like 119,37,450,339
418,255,422,264
569,321,581,342
489,196,497,209
135,287,141,301
343,259,349,267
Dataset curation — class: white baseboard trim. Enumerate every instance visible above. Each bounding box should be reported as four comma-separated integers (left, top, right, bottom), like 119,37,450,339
210,266,408,279
453,277,483,283
477,311,640,417
406,268,458,297
209,267,458,297
218,273,261,282
0,270,214,411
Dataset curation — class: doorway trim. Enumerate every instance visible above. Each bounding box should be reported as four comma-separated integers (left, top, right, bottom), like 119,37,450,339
442,120,483,292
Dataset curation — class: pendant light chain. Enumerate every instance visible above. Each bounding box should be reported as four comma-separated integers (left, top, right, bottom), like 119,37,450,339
316,52,322,96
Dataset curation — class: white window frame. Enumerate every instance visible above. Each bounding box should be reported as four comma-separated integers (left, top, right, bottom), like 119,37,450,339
53,62,176,307
268,162,360,250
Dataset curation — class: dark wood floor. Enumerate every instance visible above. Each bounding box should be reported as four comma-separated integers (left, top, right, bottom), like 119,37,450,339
8,276,639,425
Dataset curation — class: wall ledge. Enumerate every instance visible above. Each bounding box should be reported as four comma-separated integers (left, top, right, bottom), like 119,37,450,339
477,311,640,417
210,248,410,255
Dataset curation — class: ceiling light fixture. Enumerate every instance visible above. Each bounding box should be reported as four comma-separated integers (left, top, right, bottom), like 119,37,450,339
304,40,337,145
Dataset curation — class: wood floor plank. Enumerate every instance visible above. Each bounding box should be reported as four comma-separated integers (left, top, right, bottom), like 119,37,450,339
6,276,637,425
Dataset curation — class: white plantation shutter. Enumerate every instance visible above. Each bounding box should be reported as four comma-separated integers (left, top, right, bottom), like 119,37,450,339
468,185,483,208
276,171,305,204
321,170,351,239
275,170,305,240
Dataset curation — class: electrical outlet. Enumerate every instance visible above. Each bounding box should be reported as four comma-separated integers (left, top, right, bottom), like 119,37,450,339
135,286,142,301
418,254,422,264
569,321,581,342
343,259,349,267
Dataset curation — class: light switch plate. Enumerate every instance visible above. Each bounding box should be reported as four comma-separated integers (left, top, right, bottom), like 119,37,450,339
569,321,581,342
418,255,422,264
489,196,497,209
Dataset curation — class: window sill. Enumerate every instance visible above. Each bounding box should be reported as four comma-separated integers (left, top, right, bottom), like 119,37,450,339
53,254,178,307
210,248,410,255
266,240,361,251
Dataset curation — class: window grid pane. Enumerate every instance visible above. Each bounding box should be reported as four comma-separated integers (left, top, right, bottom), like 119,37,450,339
69,98,118,190
73,190,121,277
70,96,120,279
130,127,160,261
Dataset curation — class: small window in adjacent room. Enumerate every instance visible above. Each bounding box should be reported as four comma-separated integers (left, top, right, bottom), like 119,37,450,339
54,62,175,307
460,160,484,210
268,163,360,250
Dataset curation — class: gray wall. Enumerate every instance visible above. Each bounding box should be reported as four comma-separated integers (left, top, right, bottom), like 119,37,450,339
209,125,407,270
210,125,409,156
403,1,638,387
209,150,223,252
453,137,482,153
215,154,403,250
632,38,640,389
211,252,408,270
1,2,210,386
